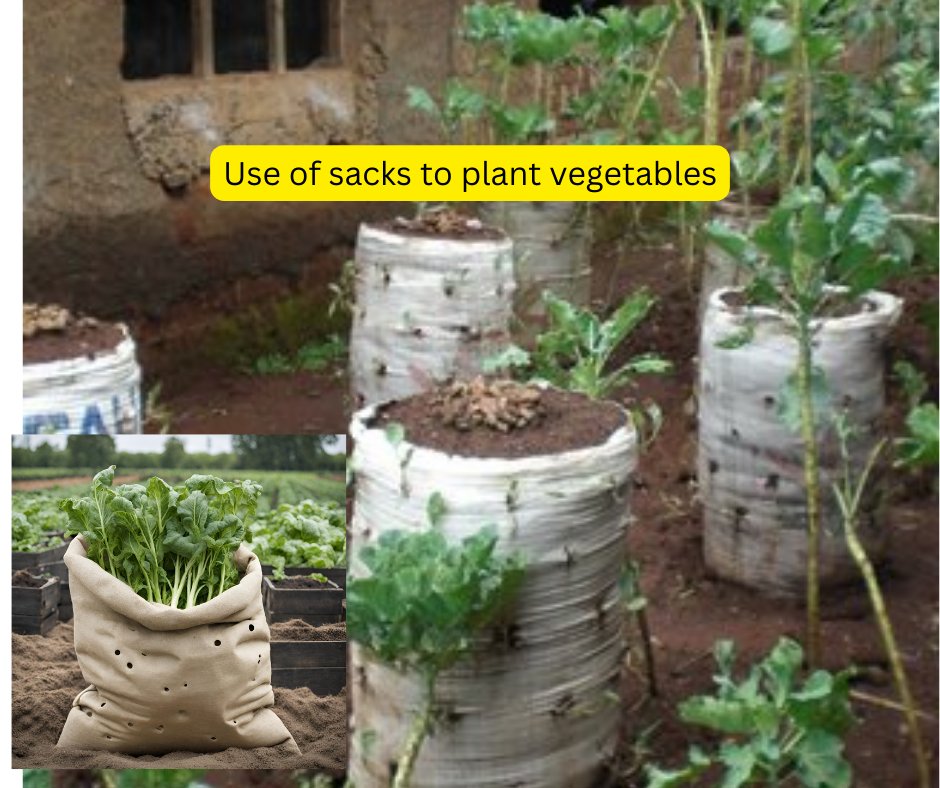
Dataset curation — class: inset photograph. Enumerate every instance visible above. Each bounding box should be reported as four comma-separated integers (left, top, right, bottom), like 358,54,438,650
12,435,347,771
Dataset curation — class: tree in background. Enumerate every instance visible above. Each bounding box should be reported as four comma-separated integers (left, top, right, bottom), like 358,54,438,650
161,437,187,469
233,435,339,470
66,436,116,469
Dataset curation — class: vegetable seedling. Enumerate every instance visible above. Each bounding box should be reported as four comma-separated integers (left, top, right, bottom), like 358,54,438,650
348,526,525,788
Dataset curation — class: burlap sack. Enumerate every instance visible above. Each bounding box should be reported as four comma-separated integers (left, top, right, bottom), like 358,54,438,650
56,535,299,755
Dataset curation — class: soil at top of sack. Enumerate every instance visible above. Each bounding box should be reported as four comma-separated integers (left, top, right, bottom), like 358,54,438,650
24,303,126,365
269,577,338,590
373,378,625,459
12,569,49,588
270,620,347,642
11,621,347,770
371,209,505,241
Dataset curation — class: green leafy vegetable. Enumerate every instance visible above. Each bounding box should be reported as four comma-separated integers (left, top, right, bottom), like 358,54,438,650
348,525,525,788
60,467,261,609
645,638,855,788
244,498,347,571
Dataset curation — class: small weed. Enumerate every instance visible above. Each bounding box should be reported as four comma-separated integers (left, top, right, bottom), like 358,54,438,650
249,335,347,377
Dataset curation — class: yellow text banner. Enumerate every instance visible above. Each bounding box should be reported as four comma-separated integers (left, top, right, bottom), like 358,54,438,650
210,145,730,201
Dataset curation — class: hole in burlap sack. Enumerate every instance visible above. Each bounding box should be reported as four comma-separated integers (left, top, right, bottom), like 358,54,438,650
127,663,133,669
156,725,164,732
86,711,92,717
183,683,188,687
115,650,120,655
127,722,133,727
215,640,221,646
101,703,106,707
249,624,254,631
142,653,147,656
211,736,217,740
179,710,185,715
164,687,169,692
106,735,112,739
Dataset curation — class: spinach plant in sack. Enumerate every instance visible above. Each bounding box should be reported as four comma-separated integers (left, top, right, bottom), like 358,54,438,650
56,467,299,755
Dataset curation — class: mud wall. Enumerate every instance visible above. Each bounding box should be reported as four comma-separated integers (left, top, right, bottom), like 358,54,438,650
23,0,453,318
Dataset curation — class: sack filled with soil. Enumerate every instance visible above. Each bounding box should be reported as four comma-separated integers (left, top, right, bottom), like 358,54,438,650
56,536,299,755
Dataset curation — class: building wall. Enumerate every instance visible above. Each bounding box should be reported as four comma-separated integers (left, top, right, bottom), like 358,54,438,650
23,0,455,318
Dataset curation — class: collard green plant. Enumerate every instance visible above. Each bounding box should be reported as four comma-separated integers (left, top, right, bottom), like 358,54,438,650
408,2,680,146
60,467,261,609
485,289,671,400
348,525,525,788
894,361,939,470
706,162,912,666
645,638,855,788
244,498,347,573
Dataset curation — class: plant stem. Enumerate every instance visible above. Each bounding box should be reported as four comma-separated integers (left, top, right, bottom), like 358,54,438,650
392,670,438,788
836,440,931,788
796,321,823,666
636,606,659,698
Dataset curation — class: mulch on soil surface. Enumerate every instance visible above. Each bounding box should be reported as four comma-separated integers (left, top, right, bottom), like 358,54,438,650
24,320,125,365
374,385,625,459
12,569,48,588
270,620,347,642
371,210,505,241
12,621,347,770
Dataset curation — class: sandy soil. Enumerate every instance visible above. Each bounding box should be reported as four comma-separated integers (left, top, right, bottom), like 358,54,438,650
12,620,347,770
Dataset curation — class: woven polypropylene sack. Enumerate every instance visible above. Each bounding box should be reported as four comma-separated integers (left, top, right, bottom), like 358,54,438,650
479,201,592,322
348,402,637,788
56,537,299,755
349,223,515,408
23,327,141,435
698,287,902,596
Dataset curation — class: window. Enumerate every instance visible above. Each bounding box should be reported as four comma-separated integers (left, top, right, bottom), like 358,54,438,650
122,0,337,80
539,0,628,19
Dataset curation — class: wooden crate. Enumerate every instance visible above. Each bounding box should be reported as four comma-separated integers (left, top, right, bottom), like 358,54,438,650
263,576,346,626
270,639,347,694
12,559,72,622
11,541,69,570
259,565,346,587
12,576,60,635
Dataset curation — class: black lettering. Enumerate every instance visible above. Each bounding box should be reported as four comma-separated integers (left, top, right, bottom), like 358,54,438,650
290,167,307,186
550,167,567,185
605,167,620,186
685,167,700,185
226,161,244,186
330,166,343,185
655,161,671,186
264,167,279,186
365,167,379,186
703,167,716,185
398,167,411,185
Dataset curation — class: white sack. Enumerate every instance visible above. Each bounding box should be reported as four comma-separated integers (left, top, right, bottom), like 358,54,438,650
698,287,902,596
348,404,637,788
349,224,515,408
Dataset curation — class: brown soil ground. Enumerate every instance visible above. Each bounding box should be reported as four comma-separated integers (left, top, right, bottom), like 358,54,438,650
12,475,142,492
12,621,347,770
